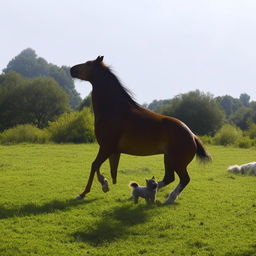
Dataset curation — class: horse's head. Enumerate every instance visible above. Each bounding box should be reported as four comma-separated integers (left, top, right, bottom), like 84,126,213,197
70,56,104,81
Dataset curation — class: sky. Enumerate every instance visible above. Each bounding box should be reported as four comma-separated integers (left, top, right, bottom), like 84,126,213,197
1,0,256,104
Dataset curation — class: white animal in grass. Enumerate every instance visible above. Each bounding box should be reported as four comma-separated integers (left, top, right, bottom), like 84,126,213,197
227,162,256,175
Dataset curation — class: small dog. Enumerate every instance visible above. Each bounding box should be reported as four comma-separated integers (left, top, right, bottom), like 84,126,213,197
129,176,158,204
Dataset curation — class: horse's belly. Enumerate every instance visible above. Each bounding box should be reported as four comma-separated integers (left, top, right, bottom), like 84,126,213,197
117,135,166,156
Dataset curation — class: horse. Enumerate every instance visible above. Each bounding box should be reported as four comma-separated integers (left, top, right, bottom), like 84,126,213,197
70,56,211,204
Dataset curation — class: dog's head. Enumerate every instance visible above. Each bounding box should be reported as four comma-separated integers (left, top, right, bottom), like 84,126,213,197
146,176,158,190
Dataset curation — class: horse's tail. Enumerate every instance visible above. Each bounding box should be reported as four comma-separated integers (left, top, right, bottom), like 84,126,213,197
129,182,139,188
194,136,212,163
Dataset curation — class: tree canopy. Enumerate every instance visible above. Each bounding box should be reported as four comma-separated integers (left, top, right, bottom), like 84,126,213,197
0,72,69,131
156,90,225,135
3,48,81,108
147,99,172,111
77,93,92,111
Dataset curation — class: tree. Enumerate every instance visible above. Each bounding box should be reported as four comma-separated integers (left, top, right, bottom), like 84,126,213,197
147,99,172,111
157,90,225,135
3,48,81,108
215,95,242,117
230,106,252,130
0,72,69,131
77,93,92,111
239,93,250,107
249,102,256,123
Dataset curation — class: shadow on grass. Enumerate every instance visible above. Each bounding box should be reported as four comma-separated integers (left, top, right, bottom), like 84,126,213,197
0,198,97,219
73,203,159,246
225,248,256,256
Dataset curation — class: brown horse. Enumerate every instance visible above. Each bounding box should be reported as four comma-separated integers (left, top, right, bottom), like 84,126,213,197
70,56,211,204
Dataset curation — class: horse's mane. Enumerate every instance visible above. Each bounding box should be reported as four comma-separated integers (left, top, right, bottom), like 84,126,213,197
98,63,139,108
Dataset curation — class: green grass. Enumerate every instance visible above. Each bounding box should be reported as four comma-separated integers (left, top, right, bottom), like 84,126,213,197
0,144,255,256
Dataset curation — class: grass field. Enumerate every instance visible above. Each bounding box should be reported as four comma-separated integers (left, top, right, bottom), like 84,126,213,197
0,143,255,256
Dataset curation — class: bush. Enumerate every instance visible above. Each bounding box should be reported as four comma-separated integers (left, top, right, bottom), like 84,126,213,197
247,122,256,139
48,108,95,143
0,124,49,144
214,124,242,146
236,136,253,148
199,135,213,144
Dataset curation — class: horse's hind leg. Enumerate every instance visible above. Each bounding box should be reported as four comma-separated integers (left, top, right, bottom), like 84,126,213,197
165,167,190,204
109,153,120,184
158,154,175,189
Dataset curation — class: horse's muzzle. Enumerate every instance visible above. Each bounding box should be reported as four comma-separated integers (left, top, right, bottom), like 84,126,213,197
70,66,77,78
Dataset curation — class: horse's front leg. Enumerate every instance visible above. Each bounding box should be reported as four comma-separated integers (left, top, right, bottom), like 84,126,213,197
77,148,110,199
109,153,121,184
96,170,109,192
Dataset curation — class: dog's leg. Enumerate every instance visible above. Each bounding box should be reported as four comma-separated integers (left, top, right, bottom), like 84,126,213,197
133,196,139,204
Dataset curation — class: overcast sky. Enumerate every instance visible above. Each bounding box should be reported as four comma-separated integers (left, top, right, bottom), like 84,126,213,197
1,0,256,104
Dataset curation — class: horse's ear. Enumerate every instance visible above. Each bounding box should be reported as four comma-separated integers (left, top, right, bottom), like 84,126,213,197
96,56,104,63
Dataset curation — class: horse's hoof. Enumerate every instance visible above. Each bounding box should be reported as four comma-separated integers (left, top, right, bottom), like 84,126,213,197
76,195,84,200
164,199,175,205
165,196,177,205
102,184,109,193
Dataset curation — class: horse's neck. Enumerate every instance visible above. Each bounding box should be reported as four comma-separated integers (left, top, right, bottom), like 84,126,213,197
91,88,109,116
91,79,131,117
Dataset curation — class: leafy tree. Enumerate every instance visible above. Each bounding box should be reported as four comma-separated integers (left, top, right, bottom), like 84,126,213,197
77,93,92,111
247,101,256,124
157,90,225,135
0,72,69,131
239,93,250,107
147,99,172,111
215,95,242,117
230,106,252,130
3,48,81,108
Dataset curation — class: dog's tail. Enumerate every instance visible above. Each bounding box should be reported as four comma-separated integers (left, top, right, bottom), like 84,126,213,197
129,181,139,188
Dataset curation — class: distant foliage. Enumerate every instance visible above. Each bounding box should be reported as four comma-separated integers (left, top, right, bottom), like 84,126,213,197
77,93,92,111
0,72,69,131
246,122,256,139
213,124,242,146
239,93,251,107
236,136,252,148
215,95,242,117
230,106,252,130
157,90,225,135
147,99,172,111
0,124,49,144
48,108,95,143
3,48,81,108
199,135,213,145
0,109,95,144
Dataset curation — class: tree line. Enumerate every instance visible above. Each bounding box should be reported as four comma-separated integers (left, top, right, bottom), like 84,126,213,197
145,91,256,135
3,48,81,108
